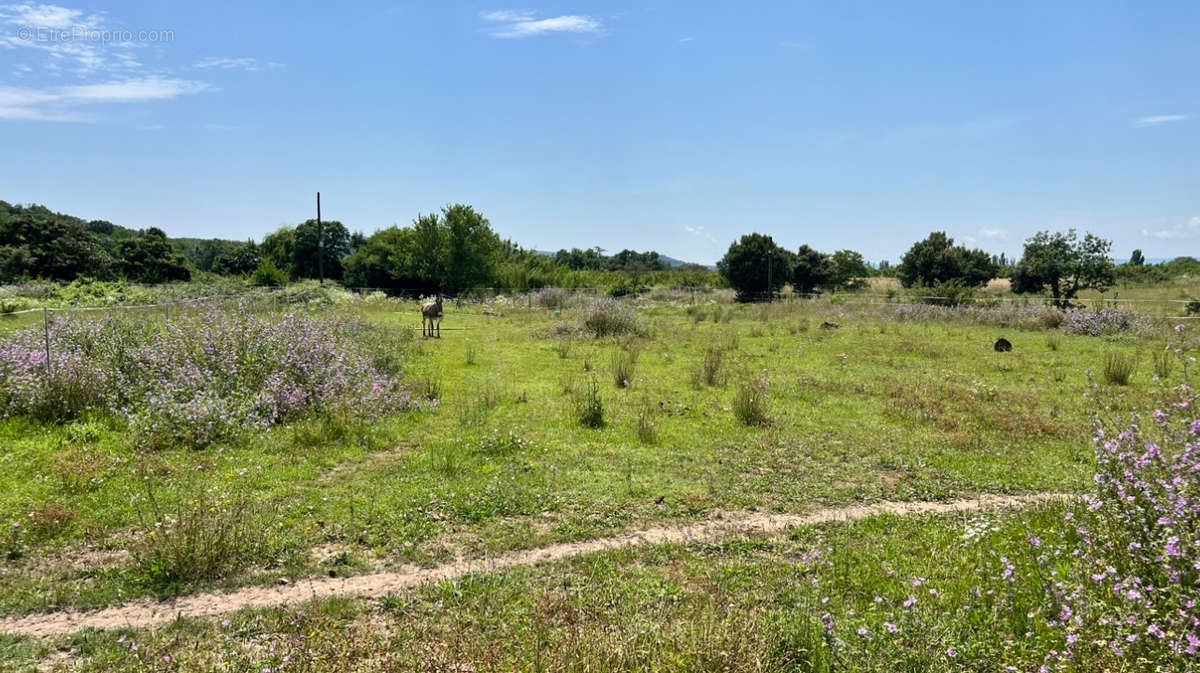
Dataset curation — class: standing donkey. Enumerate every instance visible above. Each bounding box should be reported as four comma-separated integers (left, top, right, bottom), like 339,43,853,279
421,295,443,338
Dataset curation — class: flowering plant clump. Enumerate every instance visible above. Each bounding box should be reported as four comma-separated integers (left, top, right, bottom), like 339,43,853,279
1062,307,1154,337
0,306,419,446
1062,394,1199,665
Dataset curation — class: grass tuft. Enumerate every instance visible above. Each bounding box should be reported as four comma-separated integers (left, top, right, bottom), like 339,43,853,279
732,376,770,426
1102,351,1137,386
576,376,605,428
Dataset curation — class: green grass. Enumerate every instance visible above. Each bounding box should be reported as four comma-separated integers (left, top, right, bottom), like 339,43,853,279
0,296,1162,618
0,502,1149,672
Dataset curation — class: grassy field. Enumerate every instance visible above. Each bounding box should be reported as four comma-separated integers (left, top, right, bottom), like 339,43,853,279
0,290,1191,671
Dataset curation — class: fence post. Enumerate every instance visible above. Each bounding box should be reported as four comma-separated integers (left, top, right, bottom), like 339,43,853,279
42,307,51,376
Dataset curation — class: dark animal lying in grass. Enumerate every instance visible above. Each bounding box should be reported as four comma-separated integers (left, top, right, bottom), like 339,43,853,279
994,337,1013,352
821,321,840,330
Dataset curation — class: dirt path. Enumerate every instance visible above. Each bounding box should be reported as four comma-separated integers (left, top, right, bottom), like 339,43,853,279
0,493,1067,639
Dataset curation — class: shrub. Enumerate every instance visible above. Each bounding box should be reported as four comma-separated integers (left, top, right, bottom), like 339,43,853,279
1102,352,1137,385
0,307,417,446
1062,308,1153,337
733,377,770,426
576,376,605,428
907,281,976,306
537,287,570,309
583,300,647,338
249,259,288,287
1031,385,1199,668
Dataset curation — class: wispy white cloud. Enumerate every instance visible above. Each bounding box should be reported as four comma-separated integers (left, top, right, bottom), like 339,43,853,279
0,5,226,122
0,77,211,121
1134,114,1190,127
193,56,283,72
978,228,1008,240
481,9,603,39
678,36,694,43
0,3,144,77
1141,217,1200,240
683,224,717,244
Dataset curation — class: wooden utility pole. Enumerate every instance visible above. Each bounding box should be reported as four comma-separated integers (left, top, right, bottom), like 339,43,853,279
317,192,324,285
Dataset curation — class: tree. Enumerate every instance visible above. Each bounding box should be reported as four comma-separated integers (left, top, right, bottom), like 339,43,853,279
718,233,792,302
792,244,832,294
442,204,503,292
259,226,297,278
212,241,261,275
294,219,351,281
116,228,192,283
1010,230,1114,308
828,249,869,290
342,204,505,295
1129,249,1145,266
897,231,997,289
0,202,115,282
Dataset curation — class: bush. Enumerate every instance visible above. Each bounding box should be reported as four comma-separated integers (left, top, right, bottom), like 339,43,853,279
907,281,976,307
1038,384,1199,667
250,259,288,287
1063,308,1153,336
0,307,418,446
583,300,647,338
537,287,570,309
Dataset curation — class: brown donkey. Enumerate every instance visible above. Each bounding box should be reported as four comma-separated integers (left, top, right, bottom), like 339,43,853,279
421,296,443,338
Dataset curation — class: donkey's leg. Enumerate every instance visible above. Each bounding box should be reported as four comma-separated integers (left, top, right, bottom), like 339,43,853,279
436,316,441,338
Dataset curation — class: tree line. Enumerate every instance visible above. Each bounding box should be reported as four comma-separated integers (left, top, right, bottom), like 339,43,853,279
4,199,1195,303
0,201,722,293
716,229,1173,308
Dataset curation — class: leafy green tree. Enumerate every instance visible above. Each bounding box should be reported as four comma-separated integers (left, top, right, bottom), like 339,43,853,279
343,226,432,292
897,231,997,288
0,202,115,282
792,244,833,294
116,228,192,283
1011,230,1115,308
212,242,262,275
828,250,869,290
442,204,503,292
718,233,792,302
343,205,504,294
259,226,297,278
294,219,351,281
1129,249,1145,266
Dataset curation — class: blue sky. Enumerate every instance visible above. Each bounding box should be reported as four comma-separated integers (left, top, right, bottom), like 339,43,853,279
0,1,1197,265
